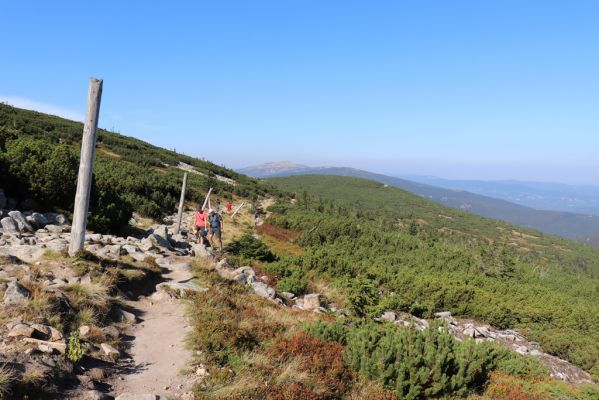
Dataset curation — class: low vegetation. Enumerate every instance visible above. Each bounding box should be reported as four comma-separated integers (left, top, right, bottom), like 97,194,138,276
267,175,599,380
0,103,284,233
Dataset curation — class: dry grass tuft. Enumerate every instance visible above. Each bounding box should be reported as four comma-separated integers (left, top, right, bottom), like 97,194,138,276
63,282,109,311
0,366,15,399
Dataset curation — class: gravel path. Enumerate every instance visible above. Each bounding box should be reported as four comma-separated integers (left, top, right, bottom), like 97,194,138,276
110,259,196,399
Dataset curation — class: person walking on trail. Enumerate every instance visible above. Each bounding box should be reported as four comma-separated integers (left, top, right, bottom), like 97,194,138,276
254,208,260,225
226,201,232,213
193,207,208,244
208,208,224,250
216,198,221,213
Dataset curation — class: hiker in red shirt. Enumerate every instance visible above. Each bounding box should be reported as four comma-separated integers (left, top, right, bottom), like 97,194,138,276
226,201,232,213
193,206,208,244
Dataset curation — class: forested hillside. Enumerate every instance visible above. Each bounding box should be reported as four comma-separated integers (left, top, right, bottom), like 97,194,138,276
0,103,282,232
264,175,599,381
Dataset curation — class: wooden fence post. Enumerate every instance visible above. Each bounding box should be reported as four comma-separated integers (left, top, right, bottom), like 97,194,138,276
69,78,103,256
174,172,188,234
201,187,213,211
231,202,245,218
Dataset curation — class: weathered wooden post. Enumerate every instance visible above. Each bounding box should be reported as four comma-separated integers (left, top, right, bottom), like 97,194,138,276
68,78,103,256
201,187,213,211
174,172,188,234
231,202,245,218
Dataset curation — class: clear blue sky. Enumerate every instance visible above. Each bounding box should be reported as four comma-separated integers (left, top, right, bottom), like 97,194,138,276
1,1,598,184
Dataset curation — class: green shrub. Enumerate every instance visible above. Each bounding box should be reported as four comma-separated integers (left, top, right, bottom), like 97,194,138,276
67,331,86,363
347,277,379,317
344,321,502,399
305,319,349,345
225,232,275,262
495,355,549,378
276,270,308,295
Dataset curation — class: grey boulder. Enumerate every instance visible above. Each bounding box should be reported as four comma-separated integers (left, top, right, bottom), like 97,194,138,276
8,210,34,232
3,280,31,305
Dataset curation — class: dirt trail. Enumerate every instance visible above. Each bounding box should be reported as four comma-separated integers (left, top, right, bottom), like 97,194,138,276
111,259,196,399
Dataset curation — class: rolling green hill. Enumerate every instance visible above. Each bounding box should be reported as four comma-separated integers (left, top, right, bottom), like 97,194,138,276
0,103,282,231
267,174,599,378
241,162,599,244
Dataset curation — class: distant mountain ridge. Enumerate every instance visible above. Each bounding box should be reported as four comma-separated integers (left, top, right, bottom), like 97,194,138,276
402,175,599,216
238,162,599,245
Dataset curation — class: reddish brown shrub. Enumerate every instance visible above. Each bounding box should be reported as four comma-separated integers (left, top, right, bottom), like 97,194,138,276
265,382,323,400
269,332,352,396
484,373,546,400
257,223,300,242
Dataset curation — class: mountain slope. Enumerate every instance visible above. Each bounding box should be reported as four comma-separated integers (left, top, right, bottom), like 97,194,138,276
237,161,310,178
0,103,281,232
241,162,599,244
267,174,599,377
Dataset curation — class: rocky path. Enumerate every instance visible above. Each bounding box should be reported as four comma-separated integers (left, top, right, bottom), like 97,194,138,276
111,258,196,399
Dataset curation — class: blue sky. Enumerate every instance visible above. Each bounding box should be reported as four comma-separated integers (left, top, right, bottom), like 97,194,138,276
1,1,598,184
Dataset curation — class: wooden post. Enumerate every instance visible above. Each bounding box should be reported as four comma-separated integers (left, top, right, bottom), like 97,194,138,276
69,78,103,256
174,172,188,234
231,202,245,218
201,187,213,211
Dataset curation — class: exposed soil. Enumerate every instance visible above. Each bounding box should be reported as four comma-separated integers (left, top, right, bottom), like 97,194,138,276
110,259,195,398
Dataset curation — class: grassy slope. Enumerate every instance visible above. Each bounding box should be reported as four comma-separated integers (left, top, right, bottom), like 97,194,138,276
0,103,282,222
267,175,599,376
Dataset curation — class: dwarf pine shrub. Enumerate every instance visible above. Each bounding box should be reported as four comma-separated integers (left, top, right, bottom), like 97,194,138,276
343,321,506,399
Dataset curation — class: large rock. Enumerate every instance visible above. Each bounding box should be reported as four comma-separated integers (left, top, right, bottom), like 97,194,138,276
26,212,48,228
44,213,69,225
251,282,276,299
139,237,155,252
1,216,18,233
3,280,31,305
1,245,46,263
7,323,35,338
22,338,67,354
123,244,141,255
44,238,68,253
232,267,256,284
8,210,34,232
100,342,120,359
380,311,397,322
103,244,124,258
44,224,64,234
191,243,214,258
463,324,485,338
150,225,172,250
296,293,322,310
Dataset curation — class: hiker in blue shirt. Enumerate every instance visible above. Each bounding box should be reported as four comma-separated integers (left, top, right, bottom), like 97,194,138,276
208,208,224,250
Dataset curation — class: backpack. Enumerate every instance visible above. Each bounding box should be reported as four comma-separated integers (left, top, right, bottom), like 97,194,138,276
210,214,221,228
